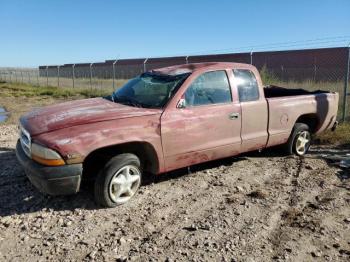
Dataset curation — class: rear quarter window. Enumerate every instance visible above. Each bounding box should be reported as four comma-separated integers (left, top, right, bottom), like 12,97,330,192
233,69,259,102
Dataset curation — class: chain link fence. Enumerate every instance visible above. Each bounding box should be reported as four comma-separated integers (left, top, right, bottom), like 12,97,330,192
0,46,349,120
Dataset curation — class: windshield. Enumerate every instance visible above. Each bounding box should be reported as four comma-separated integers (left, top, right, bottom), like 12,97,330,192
111,72,190,108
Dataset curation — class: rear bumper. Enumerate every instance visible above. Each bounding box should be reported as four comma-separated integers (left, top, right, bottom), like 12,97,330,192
15,140,82,195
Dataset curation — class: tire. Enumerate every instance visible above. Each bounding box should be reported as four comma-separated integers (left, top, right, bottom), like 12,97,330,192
285,123,311,156
94,153,142,208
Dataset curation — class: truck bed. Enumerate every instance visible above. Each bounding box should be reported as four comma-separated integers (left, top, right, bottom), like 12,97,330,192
264,86,339,148
264,85,329,98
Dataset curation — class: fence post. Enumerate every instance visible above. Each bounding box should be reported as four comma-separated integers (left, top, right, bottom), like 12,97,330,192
72,64,75,88
90,63,93,90
342,44,350,122
37,70,40,86
250,51,253,65
57,66,60,87
14,70,17,82
46,66,49,86
313,65,317,82
143,58,148,72
112,59,118,90
21,70,24,83
28,71,31,84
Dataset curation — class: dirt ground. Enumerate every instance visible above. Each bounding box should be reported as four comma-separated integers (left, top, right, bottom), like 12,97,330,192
0,122,349,262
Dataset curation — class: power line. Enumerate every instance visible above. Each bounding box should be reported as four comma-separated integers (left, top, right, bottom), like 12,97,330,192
233,39,350,53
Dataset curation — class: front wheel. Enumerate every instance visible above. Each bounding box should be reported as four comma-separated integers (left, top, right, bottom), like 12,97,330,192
285,123,311,156
94,153,142,207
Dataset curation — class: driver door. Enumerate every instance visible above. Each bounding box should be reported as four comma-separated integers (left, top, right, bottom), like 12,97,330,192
161,70,242,171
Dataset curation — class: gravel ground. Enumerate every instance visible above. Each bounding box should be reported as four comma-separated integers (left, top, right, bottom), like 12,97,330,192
0,124,349,261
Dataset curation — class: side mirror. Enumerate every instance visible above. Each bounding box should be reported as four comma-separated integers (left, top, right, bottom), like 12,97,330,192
177,98,186,109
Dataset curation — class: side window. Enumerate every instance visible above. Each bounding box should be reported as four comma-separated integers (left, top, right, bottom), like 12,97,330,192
233,69,259,102
185,71,232,106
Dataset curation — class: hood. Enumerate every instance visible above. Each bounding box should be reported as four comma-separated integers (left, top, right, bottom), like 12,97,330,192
21,98,162,135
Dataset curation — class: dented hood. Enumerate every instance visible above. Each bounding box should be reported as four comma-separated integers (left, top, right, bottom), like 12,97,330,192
20,98,162,135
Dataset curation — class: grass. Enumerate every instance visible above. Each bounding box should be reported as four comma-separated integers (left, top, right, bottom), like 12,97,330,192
0,81,126,124
0,81,114,98
260,65,344,93
316,123,350,145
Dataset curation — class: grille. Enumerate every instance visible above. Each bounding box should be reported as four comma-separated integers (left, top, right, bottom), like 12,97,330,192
19,124,31,158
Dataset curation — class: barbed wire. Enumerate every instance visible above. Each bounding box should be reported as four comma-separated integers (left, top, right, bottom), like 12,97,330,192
155,36,350,57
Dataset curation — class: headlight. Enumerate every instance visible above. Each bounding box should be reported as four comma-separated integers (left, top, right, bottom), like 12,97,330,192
31,143,65,166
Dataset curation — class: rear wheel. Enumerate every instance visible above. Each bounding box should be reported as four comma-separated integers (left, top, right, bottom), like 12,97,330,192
94,153,141,207
285,123,311,156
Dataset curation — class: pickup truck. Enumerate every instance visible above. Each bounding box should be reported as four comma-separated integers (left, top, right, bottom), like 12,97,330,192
16,62,339,207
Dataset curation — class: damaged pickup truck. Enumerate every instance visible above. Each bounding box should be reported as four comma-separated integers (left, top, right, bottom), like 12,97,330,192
16,62,339,207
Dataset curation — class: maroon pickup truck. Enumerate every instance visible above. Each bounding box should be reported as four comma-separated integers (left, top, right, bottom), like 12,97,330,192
16,62,338,207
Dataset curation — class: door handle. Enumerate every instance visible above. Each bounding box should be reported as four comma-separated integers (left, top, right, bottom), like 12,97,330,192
229,112,240,120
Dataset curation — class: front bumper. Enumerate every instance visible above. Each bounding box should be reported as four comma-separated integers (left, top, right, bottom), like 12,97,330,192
15,140,83,195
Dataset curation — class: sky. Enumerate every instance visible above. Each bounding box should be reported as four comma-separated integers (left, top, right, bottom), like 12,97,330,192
1,0,350,67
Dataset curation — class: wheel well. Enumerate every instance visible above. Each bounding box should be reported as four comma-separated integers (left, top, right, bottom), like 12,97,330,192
295,114,319,133
82,142,159,181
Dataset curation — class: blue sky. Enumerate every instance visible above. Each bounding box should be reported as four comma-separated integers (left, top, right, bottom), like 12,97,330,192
1,0,350,67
